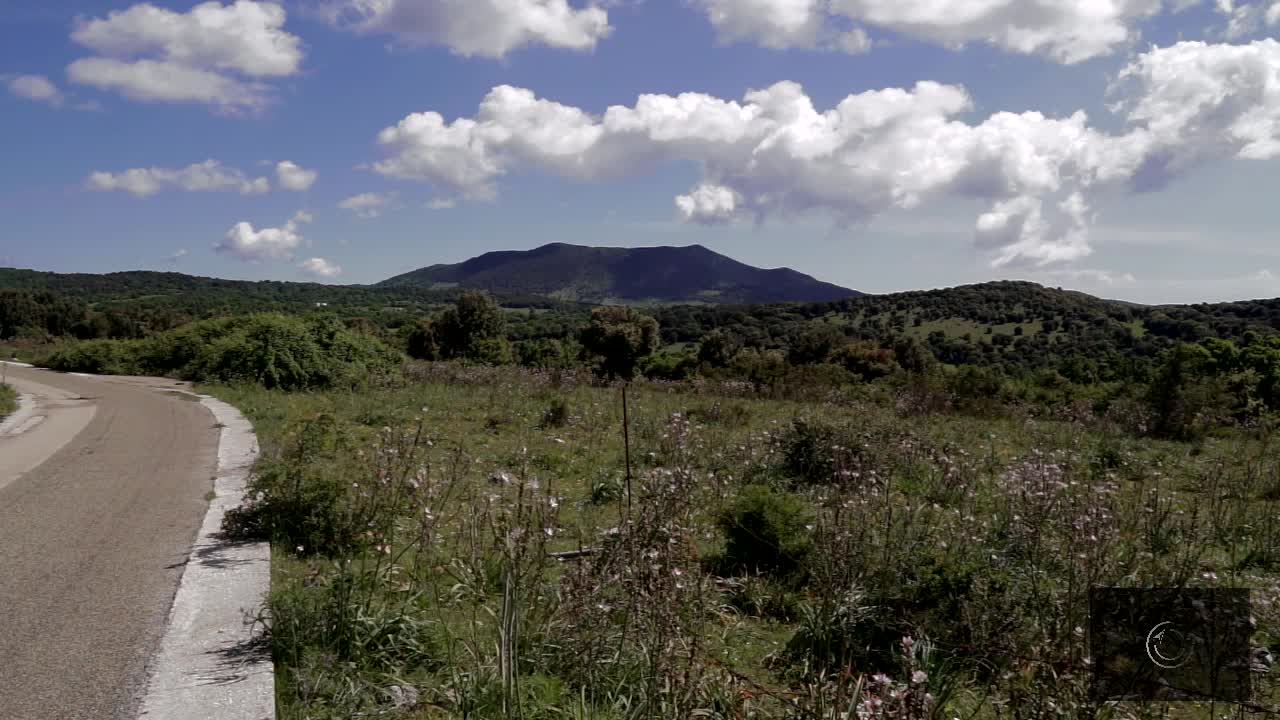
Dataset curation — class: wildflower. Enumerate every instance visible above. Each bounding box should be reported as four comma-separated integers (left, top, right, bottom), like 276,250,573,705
296,545,305,554
912,670,928,684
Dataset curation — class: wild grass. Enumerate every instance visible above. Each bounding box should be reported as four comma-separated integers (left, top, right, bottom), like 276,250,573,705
207,361,1280,719
0,382,16,419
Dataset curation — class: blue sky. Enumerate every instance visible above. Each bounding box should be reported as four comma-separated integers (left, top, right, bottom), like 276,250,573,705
3,0,1280,304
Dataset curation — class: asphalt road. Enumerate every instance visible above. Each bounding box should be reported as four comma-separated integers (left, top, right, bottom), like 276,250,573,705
0,364,219,720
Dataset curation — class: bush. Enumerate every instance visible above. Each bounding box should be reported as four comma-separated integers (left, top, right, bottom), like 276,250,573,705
41,314,401,391
780,417,843,485
539,397,570,428
405,319,439,360
715,484,812,579
44,339,142,375
222,414,363,556
0,383,16,419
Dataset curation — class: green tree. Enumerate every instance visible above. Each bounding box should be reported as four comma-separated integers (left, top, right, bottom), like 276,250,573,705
1146,343,1216,440
697,328,741,368
405,319,439,361
435,291,506,360
787,325,843,365
578,306,659,380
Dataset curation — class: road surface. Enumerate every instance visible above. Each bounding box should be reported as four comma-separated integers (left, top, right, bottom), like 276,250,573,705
0,363,219,720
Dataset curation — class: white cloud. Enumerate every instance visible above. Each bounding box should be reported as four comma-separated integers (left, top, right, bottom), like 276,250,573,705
369,40,1280,269
691,0,1167,63
338,191,395,218
166,248,189,264
276,160,317,191
1111,39,1280,169
1213,0,1280,37
67,1,302,110
675,183,740,224
67,58,267,108
322,0,611,58
426,197,457,210
4,74,64,105
1028,268,1139,288
298,256,342,278
216,210,311,262
86,160,271,197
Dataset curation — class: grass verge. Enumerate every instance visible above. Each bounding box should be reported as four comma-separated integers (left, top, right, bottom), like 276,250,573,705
0,382,16,420
206,362,1280,719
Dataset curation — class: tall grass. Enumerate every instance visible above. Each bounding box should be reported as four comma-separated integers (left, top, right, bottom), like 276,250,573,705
0,382,16,419
208,363,1280,719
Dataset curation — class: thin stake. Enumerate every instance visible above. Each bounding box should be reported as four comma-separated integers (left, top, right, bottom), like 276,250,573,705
622,383,632,518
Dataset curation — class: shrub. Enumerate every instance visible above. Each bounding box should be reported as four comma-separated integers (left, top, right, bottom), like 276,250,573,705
405,319,439,360
0,383,16,419
715,484,812,579
780,417,843,485
43,314,401,391
539,397,570,428
43,339,142,375
222,414,363,556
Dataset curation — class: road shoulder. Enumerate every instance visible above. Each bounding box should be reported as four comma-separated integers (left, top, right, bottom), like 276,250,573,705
137,394,275,720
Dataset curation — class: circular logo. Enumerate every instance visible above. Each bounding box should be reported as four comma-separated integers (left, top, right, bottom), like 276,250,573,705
1146,621,1192,669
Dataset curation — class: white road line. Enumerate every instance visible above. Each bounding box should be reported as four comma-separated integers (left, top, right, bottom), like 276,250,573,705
137,393,274,720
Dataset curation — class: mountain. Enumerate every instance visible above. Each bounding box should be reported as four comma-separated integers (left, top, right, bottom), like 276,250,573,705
377,242,861,305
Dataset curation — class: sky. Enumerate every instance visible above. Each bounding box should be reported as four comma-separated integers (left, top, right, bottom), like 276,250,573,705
3,0,1280,304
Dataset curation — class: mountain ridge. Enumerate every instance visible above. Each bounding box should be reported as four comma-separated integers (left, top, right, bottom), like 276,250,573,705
377,242,862,305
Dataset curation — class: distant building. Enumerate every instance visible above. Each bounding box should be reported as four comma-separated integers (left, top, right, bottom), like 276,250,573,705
315,302,328,307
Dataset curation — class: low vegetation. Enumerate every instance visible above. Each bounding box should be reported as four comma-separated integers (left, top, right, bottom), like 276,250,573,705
7,279,1280,716
209,362,1280,718
0,382,16,420
40,314,399,390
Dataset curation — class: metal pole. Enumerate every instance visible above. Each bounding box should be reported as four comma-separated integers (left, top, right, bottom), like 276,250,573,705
622,383,632,519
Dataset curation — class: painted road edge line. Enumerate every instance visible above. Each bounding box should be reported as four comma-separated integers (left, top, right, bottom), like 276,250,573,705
137,394,274,720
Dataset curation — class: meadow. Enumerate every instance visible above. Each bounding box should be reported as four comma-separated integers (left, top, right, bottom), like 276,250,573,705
207,361,1280,719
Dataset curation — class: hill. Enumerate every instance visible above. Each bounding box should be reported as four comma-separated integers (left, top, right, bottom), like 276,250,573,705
377,242,861,305
653,280,1280,374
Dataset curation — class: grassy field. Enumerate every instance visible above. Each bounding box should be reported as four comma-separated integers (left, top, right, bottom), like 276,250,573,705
0,382,16,420
204,362,1280,719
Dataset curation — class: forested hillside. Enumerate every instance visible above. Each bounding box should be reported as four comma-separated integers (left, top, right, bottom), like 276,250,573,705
5,268,1280,382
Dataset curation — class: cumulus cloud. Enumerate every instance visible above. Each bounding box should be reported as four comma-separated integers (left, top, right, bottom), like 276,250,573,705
675,183,741,224
86,159,271,197
276,160,317,191
4,74,64,105
166,248,190,264
67,1,302,110
694,0,872,53
322,0,611,58
369,39,1280,268
691,0,1166,63
1213,0,1280,37
426,197,457,210
216,210,311,262
338,191,395,218
298,256,342,278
